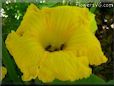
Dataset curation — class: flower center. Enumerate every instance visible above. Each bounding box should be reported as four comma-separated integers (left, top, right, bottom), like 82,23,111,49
45,44,65,52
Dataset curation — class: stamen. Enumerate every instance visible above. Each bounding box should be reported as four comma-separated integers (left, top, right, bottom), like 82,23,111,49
45,45,51,51
54,48,58,51
45,44,65,52
60,44,65,50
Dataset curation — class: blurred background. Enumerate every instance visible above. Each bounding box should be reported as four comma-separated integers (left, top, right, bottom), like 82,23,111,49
1,0,114,85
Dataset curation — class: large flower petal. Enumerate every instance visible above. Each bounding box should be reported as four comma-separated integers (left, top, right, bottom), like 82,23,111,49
5,31,45,81
65,30,107,65
16,4,46,37
38,51,91,82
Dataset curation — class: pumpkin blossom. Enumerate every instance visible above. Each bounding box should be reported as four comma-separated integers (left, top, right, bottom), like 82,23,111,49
5,4,107,82
0,66,7,80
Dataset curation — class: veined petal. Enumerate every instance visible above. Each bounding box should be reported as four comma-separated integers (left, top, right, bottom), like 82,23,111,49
65,31,108,65
38,51,91,82
16,4,46,37
5,31,45,81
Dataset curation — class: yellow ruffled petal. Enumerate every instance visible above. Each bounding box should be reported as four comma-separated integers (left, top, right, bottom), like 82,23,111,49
5,31,45,81
65,31,108,65
38,51,91,82
0,66,7,80
39,6,91,47
16,4,46,37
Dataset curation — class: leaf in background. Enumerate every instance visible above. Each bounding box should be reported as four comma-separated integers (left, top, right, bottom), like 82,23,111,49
90,0,100,13
107,80,114,85
2,41,22,84
37,2,58,8
74,74,106,84
36,74,106,85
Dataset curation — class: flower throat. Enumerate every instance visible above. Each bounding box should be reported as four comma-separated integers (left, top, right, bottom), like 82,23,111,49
45,44,65,52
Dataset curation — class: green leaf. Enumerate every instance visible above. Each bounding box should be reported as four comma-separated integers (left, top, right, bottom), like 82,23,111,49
90,0,100,13
75,74,105,84
45,74,106,85
2,41,23,84
107,80,114,85
37,2,58,9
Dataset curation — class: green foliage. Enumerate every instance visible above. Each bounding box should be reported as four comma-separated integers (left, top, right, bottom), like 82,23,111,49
36,2,59,8
35,74,114,85
107,80,114,84
2,41,22,84
90,0,100,13
49,74,105,85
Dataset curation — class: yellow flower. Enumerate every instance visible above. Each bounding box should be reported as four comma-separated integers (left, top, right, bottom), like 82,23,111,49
0,66,7,80
5,4,107,82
